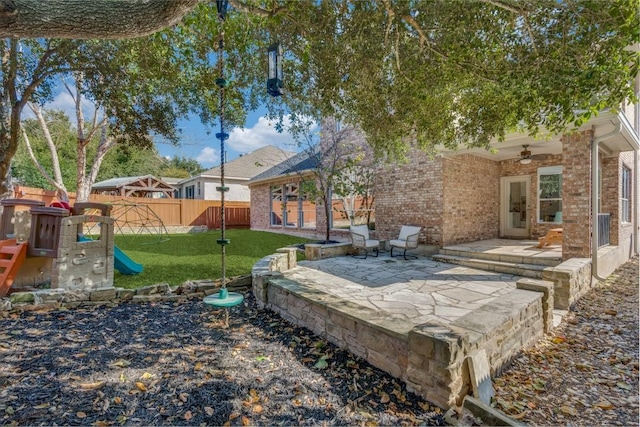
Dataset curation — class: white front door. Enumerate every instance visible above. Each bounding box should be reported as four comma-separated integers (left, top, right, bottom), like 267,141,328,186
500,176,530,238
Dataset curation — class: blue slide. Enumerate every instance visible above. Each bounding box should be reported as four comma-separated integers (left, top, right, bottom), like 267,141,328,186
114,245,143,275
78,236,143,275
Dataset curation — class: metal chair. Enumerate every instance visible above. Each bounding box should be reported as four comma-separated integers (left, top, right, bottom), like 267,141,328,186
349,224,379,259
390,225,421,260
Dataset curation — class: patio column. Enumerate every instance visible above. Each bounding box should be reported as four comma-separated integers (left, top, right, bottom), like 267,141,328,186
561,130,593,260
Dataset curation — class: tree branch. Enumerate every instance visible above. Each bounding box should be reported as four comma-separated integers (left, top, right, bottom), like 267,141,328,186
229,0,286,18
27,102,65,187
0,0,199,39
20,120,67,196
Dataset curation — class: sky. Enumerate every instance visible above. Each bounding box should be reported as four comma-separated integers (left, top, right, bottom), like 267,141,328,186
35,88,312,169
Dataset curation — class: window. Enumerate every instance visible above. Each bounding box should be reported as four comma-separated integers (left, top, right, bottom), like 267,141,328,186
185,185,195,199
270,185,283,225
197,181,201,196
270,181,318,229
622,167,631,223
538,166,562,223
299,180,316,229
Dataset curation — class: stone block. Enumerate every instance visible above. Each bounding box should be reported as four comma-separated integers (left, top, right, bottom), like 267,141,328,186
131,295,163,303
117,288,136,301
90,287,117,301
467,350,494,405
136,285,159,295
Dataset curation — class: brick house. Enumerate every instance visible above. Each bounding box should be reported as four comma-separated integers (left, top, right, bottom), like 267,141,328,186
250,107,638,275
175,145,295,201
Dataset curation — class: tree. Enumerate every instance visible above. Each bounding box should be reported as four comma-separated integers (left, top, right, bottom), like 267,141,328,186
2,1,638,196
160,156,204,178
288,118,374,243
0,0,199,39
13,108,165,195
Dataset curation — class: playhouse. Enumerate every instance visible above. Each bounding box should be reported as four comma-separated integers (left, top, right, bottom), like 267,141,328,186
0,199,142,296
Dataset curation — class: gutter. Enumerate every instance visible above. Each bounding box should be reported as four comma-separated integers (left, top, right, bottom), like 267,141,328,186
591,122,621,281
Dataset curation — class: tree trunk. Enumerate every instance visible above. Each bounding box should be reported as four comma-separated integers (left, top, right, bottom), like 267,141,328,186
0,0,199,39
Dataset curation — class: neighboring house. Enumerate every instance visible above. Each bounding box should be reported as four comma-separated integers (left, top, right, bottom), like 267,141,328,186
250,150,323,232
250,105,639,276
249,122,375,236
91,175,176,198
175,145,296,202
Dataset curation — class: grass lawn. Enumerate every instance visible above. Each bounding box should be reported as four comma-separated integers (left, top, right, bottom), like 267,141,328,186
112,229,310,289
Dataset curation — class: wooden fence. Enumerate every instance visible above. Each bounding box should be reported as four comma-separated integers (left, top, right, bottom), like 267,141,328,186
11,185,251,229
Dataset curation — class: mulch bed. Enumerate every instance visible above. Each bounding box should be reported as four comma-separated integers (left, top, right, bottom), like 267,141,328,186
0,293,445,426
493,256,639,426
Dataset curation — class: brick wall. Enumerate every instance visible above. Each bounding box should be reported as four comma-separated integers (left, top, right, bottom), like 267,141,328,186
374,150,443,245
250,182,272,230
561,130,593,260
441,155,500,245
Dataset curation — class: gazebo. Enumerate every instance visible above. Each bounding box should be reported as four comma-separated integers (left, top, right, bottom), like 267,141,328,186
91,175,176,198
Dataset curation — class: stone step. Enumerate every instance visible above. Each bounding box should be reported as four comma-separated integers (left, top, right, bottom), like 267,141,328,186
438,248,561,267
431,253,548,279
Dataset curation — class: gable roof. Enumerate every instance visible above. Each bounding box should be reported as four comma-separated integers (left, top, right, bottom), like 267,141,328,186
250,149,319,184
91,175,176,198
200,145,296,180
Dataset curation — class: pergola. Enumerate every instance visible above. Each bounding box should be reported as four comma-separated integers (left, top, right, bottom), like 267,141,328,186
91,175,176,198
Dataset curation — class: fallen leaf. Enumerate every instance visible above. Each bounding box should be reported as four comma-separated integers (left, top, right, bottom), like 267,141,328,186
604,309,618,316
93,421,110,427
241,416,251,426
552,336,566,344
253,404,263,414
114,397,122,404
380,394,390,404
595,401,615,410
179,393,189,403
511,410,528,420
315,355,329,369
194,362,203,370
77,411,87,419
140,372,154,380
184,411,192,421
112,359,130,368
135,382,147,392
33,403,50,409
79,381,105,390
616,382,632,390
204,406,214,416
560,406,578,416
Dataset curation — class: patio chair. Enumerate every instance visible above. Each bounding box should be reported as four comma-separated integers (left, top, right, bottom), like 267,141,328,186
390,225,421,260
537,228,562,248
349,224,379,259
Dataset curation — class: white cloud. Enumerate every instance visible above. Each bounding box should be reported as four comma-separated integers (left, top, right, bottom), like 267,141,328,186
228,114,317,153
196,147,219,165
22,88,99,122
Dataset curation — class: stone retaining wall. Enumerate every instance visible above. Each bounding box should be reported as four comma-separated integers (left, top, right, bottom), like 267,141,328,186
252,249,550,409
1,276,252,313
542,258,592,309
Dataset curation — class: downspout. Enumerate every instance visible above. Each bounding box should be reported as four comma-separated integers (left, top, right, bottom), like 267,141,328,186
591,122,621,281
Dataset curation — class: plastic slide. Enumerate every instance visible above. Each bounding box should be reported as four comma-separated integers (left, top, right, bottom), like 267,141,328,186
78,236,143,275
114,245,144,275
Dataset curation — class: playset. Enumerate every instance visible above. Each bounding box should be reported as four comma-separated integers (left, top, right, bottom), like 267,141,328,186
0,199,142,297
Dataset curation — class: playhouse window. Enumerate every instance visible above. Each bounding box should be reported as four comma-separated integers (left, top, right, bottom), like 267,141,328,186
538,166,562,223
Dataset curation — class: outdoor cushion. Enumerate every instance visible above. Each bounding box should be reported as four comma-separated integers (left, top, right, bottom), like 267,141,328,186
390,225,421,259
350,224,379,259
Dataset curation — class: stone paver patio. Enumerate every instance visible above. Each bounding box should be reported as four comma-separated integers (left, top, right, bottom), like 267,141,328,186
287,253,523,330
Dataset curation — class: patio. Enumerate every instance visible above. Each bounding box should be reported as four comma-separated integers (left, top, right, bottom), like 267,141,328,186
252,239,563,409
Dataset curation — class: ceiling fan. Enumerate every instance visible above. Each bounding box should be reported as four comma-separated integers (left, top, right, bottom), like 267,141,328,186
517,145,552,164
